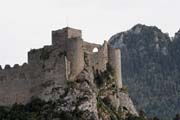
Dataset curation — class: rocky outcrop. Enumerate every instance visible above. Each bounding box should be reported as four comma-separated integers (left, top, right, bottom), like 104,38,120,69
0,66,137,120
109,24,180,119
46,67,138,120
118,92,137,115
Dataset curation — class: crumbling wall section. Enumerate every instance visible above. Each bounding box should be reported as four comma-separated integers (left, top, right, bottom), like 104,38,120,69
83,41,101,52
83,41,108,72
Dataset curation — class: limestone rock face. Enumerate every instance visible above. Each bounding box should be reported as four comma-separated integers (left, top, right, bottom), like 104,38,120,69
109,24,180,119
118,92,138,115
38,68,98,120
37,67,138,120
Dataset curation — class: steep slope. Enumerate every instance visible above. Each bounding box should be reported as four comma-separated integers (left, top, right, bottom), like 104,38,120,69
109,24,180,119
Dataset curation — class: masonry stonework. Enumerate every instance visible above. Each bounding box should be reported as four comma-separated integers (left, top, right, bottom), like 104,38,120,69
0,27,122,106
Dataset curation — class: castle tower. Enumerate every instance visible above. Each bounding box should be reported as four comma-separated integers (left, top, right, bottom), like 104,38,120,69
108,45,122,88
52,27,84,80
66,37,84,80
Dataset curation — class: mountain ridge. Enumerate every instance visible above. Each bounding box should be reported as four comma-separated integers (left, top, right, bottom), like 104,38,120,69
109,24,180,119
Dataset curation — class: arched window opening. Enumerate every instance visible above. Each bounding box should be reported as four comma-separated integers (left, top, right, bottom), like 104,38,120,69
92,47,98,53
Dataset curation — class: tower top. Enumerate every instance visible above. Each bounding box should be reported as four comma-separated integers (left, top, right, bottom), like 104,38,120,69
52,27,82,46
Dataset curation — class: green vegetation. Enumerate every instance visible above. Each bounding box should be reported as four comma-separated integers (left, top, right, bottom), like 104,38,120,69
109,24,180,119
94,63,115,88
97,97,161,120
0,98,86,120
120,86,128,93
0,98,56,120
97,97,122,120
173,114,180,120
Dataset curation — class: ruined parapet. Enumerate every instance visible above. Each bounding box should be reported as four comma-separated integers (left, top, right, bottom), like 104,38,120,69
28,45,62,66
4,65,11,69
13,64,20,68
108,45,122,88
83,41,108,73
83,41,101,52
100,41,108,70
66,37,84,80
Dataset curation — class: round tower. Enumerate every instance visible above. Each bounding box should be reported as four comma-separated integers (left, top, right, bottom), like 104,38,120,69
66,37,84,80
108,45,122,88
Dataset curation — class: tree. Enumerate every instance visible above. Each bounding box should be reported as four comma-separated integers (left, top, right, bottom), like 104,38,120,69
173,114,180,120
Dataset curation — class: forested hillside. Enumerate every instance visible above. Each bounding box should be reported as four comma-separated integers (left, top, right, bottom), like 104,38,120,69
109,24,180,119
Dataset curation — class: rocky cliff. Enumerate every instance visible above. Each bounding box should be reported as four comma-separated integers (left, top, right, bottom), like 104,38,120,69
0,64,138,120
109,24,180,119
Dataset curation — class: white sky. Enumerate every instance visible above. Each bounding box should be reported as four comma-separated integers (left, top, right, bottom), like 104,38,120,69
0,0,180,67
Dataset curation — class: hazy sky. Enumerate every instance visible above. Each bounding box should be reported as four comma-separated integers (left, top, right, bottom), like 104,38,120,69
0,0,180,67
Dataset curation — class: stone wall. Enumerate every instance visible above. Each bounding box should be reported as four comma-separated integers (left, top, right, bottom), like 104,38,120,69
83,41,108,72
83,41,122,89
0,46,67,106
52,29,66,48
0,63,32,105
83,41,101,52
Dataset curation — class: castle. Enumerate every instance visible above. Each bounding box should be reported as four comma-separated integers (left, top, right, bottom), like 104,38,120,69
0,27,122,106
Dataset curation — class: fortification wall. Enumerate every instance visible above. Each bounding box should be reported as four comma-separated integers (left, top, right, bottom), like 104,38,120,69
0,46,67,106
0,63,32,105
66,37,84,80
108,45,122,88
52,29,67,48
83,41,108,72
83,41,101,52
97,41,108,71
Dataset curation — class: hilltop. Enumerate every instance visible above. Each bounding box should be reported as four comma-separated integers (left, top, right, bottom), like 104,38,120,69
0,27,137,120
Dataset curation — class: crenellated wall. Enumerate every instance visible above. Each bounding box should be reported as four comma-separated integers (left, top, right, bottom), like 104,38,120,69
0,63,31,105
0,45,67,105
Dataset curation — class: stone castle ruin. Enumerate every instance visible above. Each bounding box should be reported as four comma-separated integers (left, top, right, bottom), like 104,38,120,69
0,27,122,106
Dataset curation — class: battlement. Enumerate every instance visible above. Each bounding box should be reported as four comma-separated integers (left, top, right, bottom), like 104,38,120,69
0,27,122,106
0,63,28,74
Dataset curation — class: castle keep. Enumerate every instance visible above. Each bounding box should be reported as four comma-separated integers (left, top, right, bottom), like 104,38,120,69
0,27,122,105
